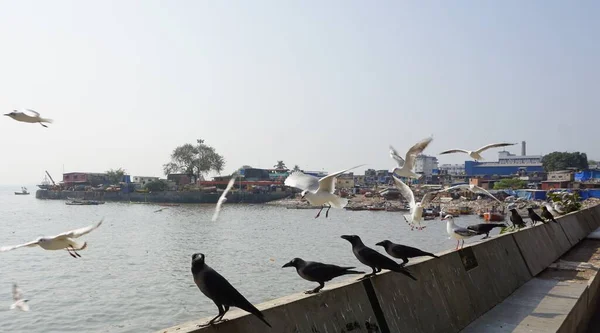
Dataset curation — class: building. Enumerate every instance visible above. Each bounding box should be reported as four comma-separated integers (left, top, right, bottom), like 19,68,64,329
415,154,439,177
62,172,108,187
439,164,465,176
354,175,366,186
541,181,571,191
336,173,355,189
167,174,192,186
547,170,574,182
132,176,160,185
465,142,543,176
239,167,271,181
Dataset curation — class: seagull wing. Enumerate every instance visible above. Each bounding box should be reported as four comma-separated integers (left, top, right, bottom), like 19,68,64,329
403,137,433,170
454,227,478,237
389,145,405,167
12,284,22,301
421,190,438,205
0,240,40,252
471,185,503,203
17,301,30,312
393,175,416,211
318,164,365,193
439,149,469,155
284,171,320,192
24,109,40,117
212,175,237,222
54,219,103,239
475,142,517,154
440,184,470,192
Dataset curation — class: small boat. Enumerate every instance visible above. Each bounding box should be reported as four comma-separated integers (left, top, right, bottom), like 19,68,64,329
483,212,505,222
66,200,105,205
15,187,30,195
424,215,436,221
385,206,407,212
459,206,473,215
345,206,367,211
446,208,461,217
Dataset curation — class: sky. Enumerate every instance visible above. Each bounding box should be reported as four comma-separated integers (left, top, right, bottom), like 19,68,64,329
0,1,598,185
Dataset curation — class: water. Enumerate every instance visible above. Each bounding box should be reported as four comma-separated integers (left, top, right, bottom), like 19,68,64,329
0,187,489,333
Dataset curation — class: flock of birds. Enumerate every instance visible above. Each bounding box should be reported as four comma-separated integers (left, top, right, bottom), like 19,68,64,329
2,114,565,328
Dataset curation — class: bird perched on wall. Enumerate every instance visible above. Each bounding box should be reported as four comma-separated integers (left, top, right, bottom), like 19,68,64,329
284,164,365,218
389,136,434,179
4,109,53,128
191,253,271,328
439,142,517,161
282,258,364,294
466,223,506,239
541,205,558,223
340,235,417,281
527,208,546,225
444,215,478,249
510,209,527,228
0,219,103,258
375,240,439,266
10,284,29,312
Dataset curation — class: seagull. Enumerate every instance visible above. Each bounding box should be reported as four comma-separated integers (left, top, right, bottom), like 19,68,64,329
212,172,238,222
284,164,365,218
10,284,29,312
393,175,437,226
439,184,502,204
443,215,477,250
0,219,103,258
4,109,53,128
439,142,517,161
389,136,433,179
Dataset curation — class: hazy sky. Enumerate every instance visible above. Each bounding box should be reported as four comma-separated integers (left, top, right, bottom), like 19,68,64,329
0,1,597,185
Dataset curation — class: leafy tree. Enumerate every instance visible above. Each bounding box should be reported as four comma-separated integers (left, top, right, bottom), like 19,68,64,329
274,161,287,170
145,180,168,192
163,139,225,180
493,178,527,190
293,165,301,172
106,168,126,185
542,152,588,172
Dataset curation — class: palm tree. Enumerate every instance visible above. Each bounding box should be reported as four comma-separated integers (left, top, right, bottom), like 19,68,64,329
274,161,287,170
293,165,301,172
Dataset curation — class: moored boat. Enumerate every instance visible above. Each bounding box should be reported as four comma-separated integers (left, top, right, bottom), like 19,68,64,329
15,187,30,195
483,212,505,222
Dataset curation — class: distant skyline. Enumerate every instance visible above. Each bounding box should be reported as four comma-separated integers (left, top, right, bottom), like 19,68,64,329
0,1,598,185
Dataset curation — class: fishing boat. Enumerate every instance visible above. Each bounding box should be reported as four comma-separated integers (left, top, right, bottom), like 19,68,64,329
15,187,30,195
445,208,461,217
66,199,105,205
459,206,473,215
483,212,505,222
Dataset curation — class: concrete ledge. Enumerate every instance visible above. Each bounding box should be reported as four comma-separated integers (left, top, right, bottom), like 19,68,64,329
561,213,591,246
513,222,571,276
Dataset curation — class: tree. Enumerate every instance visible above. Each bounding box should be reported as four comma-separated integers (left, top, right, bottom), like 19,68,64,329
542,152,588,172
106,168,126,185
163,139,225,180
293,165,301,172
493,178,527,190
145,180,168,192
274,161,287,170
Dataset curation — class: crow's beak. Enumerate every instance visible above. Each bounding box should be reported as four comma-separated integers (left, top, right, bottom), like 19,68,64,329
375,241,384,246
282,261,293,268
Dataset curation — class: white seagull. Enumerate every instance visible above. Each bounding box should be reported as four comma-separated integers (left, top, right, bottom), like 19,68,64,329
393,175,438,226
10,284,29,312
443,215,478,250
211,172,238,222
4,109,53,128
439,184,502,204
439,142,517,161
284,164,365,218
0,219,103,258
389,136,433,179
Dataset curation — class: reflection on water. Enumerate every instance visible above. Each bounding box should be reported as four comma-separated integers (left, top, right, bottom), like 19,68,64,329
0,188,490,332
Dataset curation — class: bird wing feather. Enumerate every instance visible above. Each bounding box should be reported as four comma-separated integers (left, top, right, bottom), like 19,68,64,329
403,137,433,170
421,190,438,205
24,109,39,117
54,219,103,239
439,149,469,155
441,184,470,192
318,164,365,193
389,145,405,167
454,227,478,237
0,240,40,252
475,142,516,154
284,172,320,192
212,174,238,222
393,175,415,210
471,185,503,203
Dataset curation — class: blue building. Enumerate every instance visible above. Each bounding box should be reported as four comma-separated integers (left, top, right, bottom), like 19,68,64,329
465,150,544,176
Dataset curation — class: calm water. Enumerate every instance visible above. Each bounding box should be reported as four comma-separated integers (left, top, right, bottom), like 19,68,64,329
0,187,488,333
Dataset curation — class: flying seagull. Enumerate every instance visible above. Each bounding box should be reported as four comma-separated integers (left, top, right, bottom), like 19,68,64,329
390,136,433,179
0,219,103,258
191,253,271,327
439,184,502,204
393,175,437,226
439,142,517,161
282,258,364,294
212,172,238,222
4,109,53,128
284,164,365,218
443,215,477,250
10,284,29,312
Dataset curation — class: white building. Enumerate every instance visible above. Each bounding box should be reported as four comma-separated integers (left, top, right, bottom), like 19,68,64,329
132,176,160,185
439,163,465,175
415,154,438,177
497,150,542,166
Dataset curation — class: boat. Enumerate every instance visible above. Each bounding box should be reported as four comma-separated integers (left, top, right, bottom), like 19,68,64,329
424,215,436,221
15,187,30,195
345,206,367,211
66,199,105,205
445,208,461,217
459,206,473,215
483,212,505,222
385,206,407,212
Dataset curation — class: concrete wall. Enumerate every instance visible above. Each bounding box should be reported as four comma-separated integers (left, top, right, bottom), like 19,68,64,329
159,205,600,333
